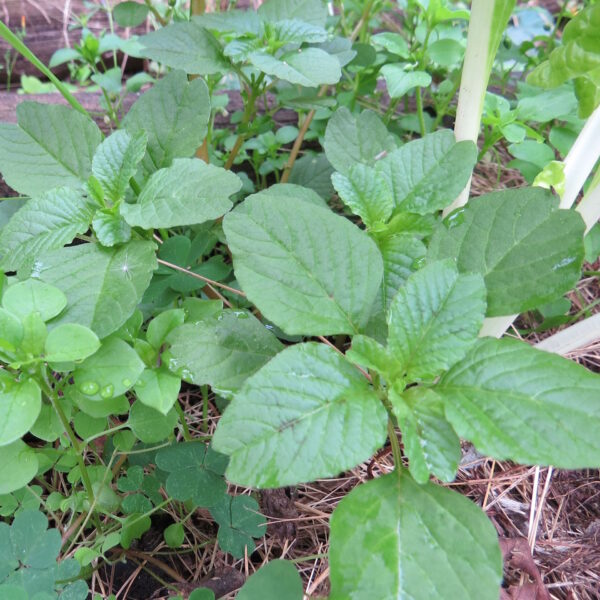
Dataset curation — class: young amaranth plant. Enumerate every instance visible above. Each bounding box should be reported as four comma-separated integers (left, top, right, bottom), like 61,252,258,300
0,1,599,598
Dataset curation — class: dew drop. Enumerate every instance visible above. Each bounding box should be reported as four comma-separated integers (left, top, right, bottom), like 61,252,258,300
100,384,114,399
233,310,249,319
442,208,465,229
411,256,426,270
122,378,132,388
80,381,100,396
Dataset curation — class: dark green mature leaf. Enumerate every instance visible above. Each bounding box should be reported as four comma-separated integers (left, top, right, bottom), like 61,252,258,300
165,310,283,398
23,241,156,338
428,188,585,316
156,442,227,507
138,22,229,75
249,49,341,87
0,103,102,196
272,19,328,44
194,10,262,35
380,65,431,98
237,560,303,600
0,440,38,494
10,510,61,570
375,129,477,214
329,471,502,599
388,260,486,381
323,107,396,175
390,386,461,483
113,1,149,28
121,158,241,228
128,401,177,443
210,495,266,558
438,337,600,468
73,336,144,401
212,343,388,488
0,188,96,271
288,153,334,199
0,378,41,447
224,193,383,335
123,70,210,180
331,164,394,229
92,130,147,203
258,0,327,27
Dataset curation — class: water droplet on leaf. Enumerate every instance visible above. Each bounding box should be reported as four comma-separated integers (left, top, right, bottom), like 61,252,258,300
443,208,465,229
80,381,100,396
100,384,114,399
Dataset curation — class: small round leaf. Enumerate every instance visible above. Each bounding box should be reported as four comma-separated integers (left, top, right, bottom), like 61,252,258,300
0,440,38,494
45,323,100,363
2,279,67,321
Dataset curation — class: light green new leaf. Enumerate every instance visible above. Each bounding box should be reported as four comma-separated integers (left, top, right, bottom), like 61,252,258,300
123,70,210,180
0,378,41,447
237,560,303,600
138,22,229,75
212,343,388,488
329,471,502,600
2,279,66,322
258,0,327,27
380,65,432,98
73,336,144,401
92,130,147,203
0,188,96,271
249,49,341,87
272,20,328,44
428,188,585,316
23,241,156,338
0,308,22,352
375,129,477,214
346,334,400,380
165,310,283,398
331,164,394,229
44,323,100,363
224,194,383,335
0,440,38,494
128,401,177,443
92,209,132,247
438,337,600,468
121,158,241,228
388,260,486,381
133,368,181,415
146,308,185,349
323,107,397,175
390,386,461,484
0,102,102,197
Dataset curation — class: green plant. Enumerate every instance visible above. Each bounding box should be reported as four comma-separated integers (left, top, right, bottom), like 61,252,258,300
0,1,599,598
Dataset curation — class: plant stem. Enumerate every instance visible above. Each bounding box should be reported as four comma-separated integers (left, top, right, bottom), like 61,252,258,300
175,401,192,442
387,419,403,470
280,109,315,183
0,20,90,118
201,385,209,433
415,87,426,137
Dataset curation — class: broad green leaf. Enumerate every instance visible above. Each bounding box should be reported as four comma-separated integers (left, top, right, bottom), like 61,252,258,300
128,401,177,443
288,153,334,199
30,403,65,442
0,199,21,230
389,386,461,484
120,514,151,549
224,194,383,335
155,442,227,507
0,188,96,271
258,0,327,27
438,337,600,468
323,107,396,175
212,343,388,487
237,560,303,600
2,279,66,322
73,413,107,440
387,260,486,381
113,1,149,28
428,188,585,316
164,523,185,548
0,102,102,197
331,164,394,229
0,441,38,494
24,241,156,338
133,368,181,415
165,310,283,398
138,22,228,75
0,308,23,352
70,390,129,419
380,66,432,98
146,308,185,349
515,86,578,123
371,32,410,58
375,129,477,214
210,495,266,558
345,334,399,380
0,378,41,447
121,158,241,228
272,20,328,44
73,337,144,401
10,510,61,569
92,209,132,247
92,130,147,203
247,183,327,209
189,589,216,600
193,10,262,35
19,312,46,357
329,471,502,599
123,70,211,180
249,49,341,87
44,323,100,362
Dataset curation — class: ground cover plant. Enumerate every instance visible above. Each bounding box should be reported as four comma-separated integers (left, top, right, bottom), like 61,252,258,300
0,0,600,598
